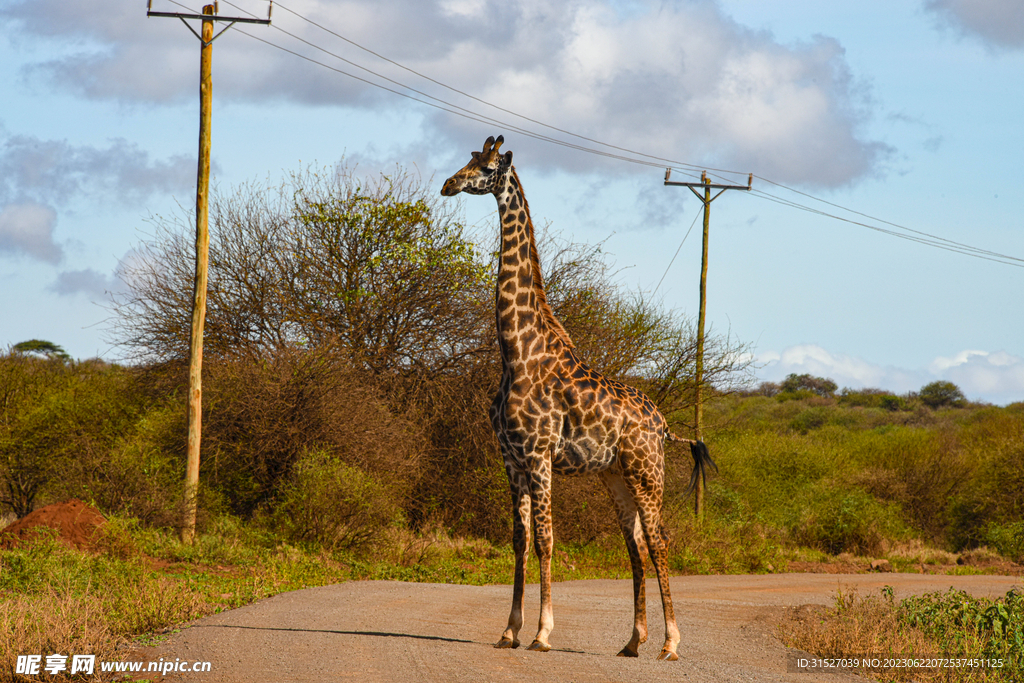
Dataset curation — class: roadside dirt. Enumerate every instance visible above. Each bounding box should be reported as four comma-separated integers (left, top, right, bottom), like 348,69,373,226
0,499,105,550
137,573,1022,683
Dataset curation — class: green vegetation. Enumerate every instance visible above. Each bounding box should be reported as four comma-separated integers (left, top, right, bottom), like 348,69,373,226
784,586,1023,681
698,389,1024,563
2,162,1022,680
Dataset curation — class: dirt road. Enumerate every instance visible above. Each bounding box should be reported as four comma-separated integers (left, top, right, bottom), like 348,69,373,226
139,573,1021,683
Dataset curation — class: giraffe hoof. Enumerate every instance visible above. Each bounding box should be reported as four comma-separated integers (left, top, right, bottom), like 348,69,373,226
657,648,679,661
527,640,551,652
494,637,520,649
616,646,639,658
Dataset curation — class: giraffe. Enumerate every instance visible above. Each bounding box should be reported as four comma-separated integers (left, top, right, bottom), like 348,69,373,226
441,135,716,661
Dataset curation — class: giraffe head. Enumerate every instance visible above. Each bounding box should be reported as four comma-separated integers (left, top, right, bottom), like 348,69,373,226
441,135,513,197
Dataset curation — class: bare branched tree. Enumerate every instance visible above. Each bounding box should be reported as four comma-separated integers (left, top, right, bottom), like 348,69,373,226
111,165,492,375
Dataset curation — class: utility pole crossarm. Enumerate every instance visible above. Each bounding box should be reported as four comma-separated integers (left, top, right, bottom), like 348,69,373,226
146,10,270,24
664,168,753,191
147,0,272,24
148,0,270,46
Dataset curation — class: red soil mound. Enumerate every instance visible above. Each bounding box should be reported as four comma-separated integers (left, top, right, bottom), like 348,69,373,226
0,499,106,551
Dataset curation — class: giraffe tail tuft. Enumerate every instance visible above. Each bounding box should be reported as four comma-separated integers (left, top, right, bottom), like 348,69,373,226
667,433,718,496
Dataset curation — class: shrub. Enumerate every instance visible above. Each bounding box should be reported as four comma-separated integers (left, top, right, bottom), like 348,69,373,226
848,426,970,543
51,403,187,528
837,387,908,411
984,522,1024,563
949,438,1024,552
780,373,837,398
899,588,1024,668
0,353,153,518
919,381,967,409
791,487,905,556
789,406,836,433
196,347,426,518
879,395,908,411
271,449,405,550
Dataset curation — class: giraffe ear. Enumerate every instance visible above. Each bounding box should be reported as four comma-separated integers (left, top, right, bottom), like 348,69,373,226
500,150,513,169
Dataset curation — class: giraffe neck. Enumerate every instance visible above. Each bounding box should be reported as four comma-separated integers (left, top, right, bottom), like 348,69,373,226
494,168,574,366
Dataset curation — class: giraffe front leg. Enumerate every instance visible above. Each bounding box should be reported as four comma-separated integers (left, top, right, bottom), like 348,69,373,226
527,462,554,652
496,472,530,649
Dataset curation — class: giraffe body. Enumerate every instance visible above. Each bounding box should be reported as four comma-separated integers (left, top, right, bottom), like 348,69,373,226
441,136,714,660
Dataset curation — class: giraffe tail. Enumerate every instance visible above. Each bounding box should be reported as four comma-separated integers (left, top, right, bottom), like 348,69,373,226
667,433,718,496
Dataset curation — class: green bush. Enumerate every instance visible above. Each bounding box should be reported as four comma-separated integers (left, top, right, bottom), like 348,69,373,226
780,373,837,398
0,354,158,518
790,487,907,555
271,449,405,551
919,380,967,409
878,395,908,411
984,522,1024,563
789,406,836,433
898,588,1024,668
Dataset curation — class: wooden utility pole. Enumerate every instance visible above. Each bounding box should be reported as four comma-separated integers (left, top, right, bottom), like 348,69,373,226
664,169,751,521
147,1,270,544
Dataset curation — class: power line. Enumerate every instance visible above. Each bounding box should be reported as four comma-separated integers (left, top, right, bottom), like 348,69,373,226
745,188,1023,267
172,0,1023,269
269,1,729,178
653,205,703,296
753,175,1022,263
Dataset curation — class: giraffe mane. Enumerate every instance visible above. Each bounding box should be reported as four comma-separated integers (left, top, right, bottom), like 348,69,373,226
510,167,575,350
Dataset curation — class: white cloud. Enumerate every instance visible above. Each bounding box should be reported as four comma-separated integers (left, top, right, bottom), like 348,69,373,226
50,268,119,297
0,133,194,207
757,344,919,391
0,132,194,266
1,0,888,188
757,343,1024,405
926,0,1024,50
931,349,1024,399
929,349,988,373
0,202,63,264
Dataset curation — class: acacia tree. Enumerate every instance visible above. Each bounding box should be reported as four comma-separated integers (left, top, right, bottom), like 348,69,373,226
780,373,838,398
112,165,492,374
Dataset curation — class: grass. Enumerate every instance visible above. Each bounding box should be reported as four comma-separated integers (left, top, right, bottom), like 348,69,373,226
1,529,204,683
782,586,1024,682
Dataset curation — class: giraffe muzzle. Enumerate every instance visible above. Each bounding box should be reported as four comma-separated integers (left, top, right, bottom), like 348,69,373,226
441,177,460,196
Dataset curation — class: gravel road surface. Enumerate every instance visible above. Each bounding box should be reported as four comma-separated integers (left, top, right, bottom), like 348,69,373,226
138,573,1021,683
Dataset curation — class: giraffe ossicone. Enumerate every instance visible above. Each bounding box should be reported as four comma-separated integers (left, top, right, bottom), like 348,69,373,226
441,135,716,661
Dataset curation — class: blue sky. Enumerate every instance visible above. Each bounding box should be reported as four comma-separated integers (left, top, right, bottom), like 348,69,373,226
1,0,1022,403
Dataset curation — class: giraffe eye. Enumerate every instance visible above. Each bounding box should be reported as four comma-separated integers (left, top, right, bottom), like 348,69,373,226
481,166,495,175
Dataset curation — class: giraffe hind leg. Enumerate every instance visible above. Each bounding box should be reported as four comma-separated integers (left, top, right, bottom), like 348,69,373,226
620,462,680,661
600,470,649,657
636,498,680,660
